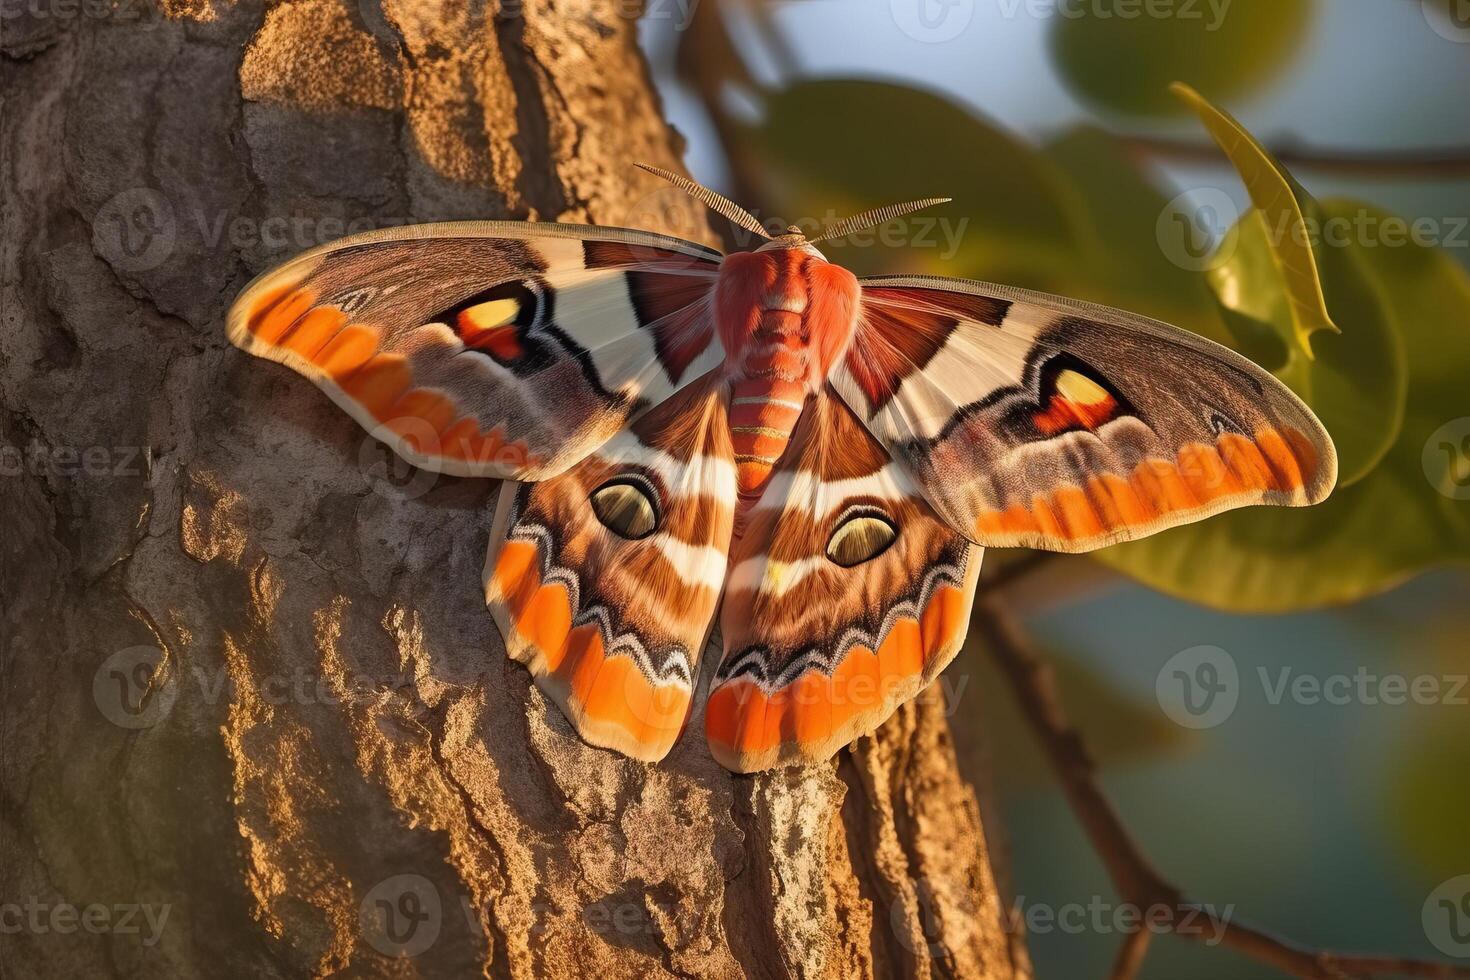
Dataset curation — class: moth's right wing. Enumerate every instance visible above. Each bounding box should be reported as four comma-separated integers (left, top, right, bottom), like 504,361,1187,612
707,391,980,772
832,277,1336,552
226,222,725,481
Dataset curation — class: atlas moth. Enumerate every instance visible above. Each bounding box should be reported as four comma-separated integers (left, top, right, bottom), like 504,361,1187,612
227,165,1335,772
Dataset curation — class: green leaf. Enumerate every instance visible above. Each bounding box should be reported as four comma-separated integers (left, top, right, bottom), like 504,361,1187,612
747,79,1083,285
1174,82,1337,355
952,630,1187,793
1048,0,1314,118
1096,199,1470,612
1353,206,1470,540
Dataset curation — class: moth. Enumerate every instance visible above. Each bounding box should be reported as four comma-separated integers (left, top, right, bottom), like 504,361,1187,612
226,165,1336,772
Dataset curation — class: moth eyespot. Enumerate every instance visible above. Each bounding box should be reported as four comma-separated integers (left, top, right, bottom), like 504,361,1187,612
590,478,659,540
439,280,547,368
459,297,520,331
826,511,897,567
1053,368,1109,406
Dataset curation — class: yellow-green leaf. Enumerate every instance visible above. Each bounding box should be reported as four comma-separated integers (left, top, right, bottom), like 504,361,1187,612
1173,82,1338,357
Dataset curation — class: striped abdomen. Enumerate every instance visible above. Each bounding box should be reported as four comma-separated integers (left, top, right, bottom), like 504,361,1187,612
729,375,807,501
714,246,861,506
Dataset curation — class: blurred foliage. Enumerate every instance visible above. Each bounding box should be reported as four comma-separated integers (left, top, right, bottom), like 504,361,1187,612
735,70,1470,612
955,639,1187,792
1041,126,1232,345
1102,195,1470,609
1048,0,1314,117
1348,591,1470,878
748,79,1081,285
1391,717,1470,877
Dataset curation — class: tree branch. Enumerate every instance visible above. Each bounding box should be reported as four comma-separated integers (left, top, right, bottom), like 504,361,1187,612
974,595,1470,980
675,0,769,223
1124,135,1470,179
974,552,1059,597
1110,929,1152,980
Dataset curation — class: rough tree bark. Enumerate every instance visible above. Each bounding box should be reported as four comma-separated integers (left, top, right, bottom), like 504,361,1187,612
0,2,1029,977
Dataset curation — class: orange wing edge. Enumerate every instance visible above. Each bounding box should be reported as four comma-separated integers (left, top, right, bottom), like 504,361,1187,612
227,257,546,481
968,424,1337,554
482,481,700,763
705,543,982,773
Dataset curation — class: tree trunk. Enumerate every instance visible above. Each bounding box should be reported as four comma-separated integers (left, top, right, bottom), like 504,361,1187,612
0,3,1028,977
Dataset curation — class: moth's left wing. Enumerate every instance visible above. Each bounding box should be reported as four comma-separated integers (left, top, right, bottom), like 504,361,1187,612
484,373,736,762
227,222,724,481
707,391,980,773
832,277,1337,552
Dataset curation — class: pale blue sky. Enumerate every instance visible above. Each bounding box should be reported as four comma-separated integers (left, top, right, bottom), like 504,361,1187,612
644,0,1470,246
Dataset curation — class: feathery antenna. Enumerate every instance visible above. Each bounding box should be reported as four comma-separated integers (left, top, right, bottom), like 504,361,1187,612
635,163,771,241
635,164,951,249
808,198,952,244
